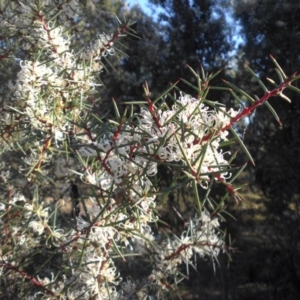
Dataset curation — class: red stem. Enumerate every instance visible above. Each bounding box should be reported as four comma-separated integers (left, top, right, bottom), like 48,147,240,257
4,187,14,242
195,77,294,145
146,98,162,131
1,263,58,298
0,50,10,62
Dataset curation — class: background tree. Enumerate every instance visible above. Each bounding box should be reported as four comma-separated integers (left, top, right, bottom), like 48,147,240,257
102,0,234,102
230,1,300,298
101,5,165,104
233,0,300,206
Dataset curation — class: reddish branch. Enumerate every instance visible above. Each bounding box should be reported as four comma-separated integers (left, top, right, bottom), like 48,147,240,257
3,187,14,242
99,24,129,57
0,50,10,62
146,97,162,131
1,263,58,298
165,241,235,261
32,136,52,171
194,74,295,145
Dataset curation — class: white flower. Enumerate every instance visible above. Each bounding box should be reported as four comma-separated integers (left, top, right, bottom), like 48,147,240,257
11,192,26,204
82,170,97,185
99,173,114,190
121,279,137,294
99,265,119,284
29,220,45,235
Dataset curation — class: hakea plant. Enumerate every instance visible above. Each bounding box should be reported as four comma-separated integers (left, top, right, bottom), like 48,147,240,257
0,1,299,299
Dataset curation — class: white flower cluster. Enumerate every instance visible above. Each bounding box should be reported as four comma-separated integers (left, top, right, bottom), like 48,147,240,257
78,93,237,192
81,33,115,60
7,37,95,138
148,211,223,290
2,1,106,146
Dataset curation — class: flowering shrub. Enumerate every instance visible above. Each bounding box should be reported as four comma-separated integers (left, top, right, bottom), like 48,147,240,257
0,1,299,299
